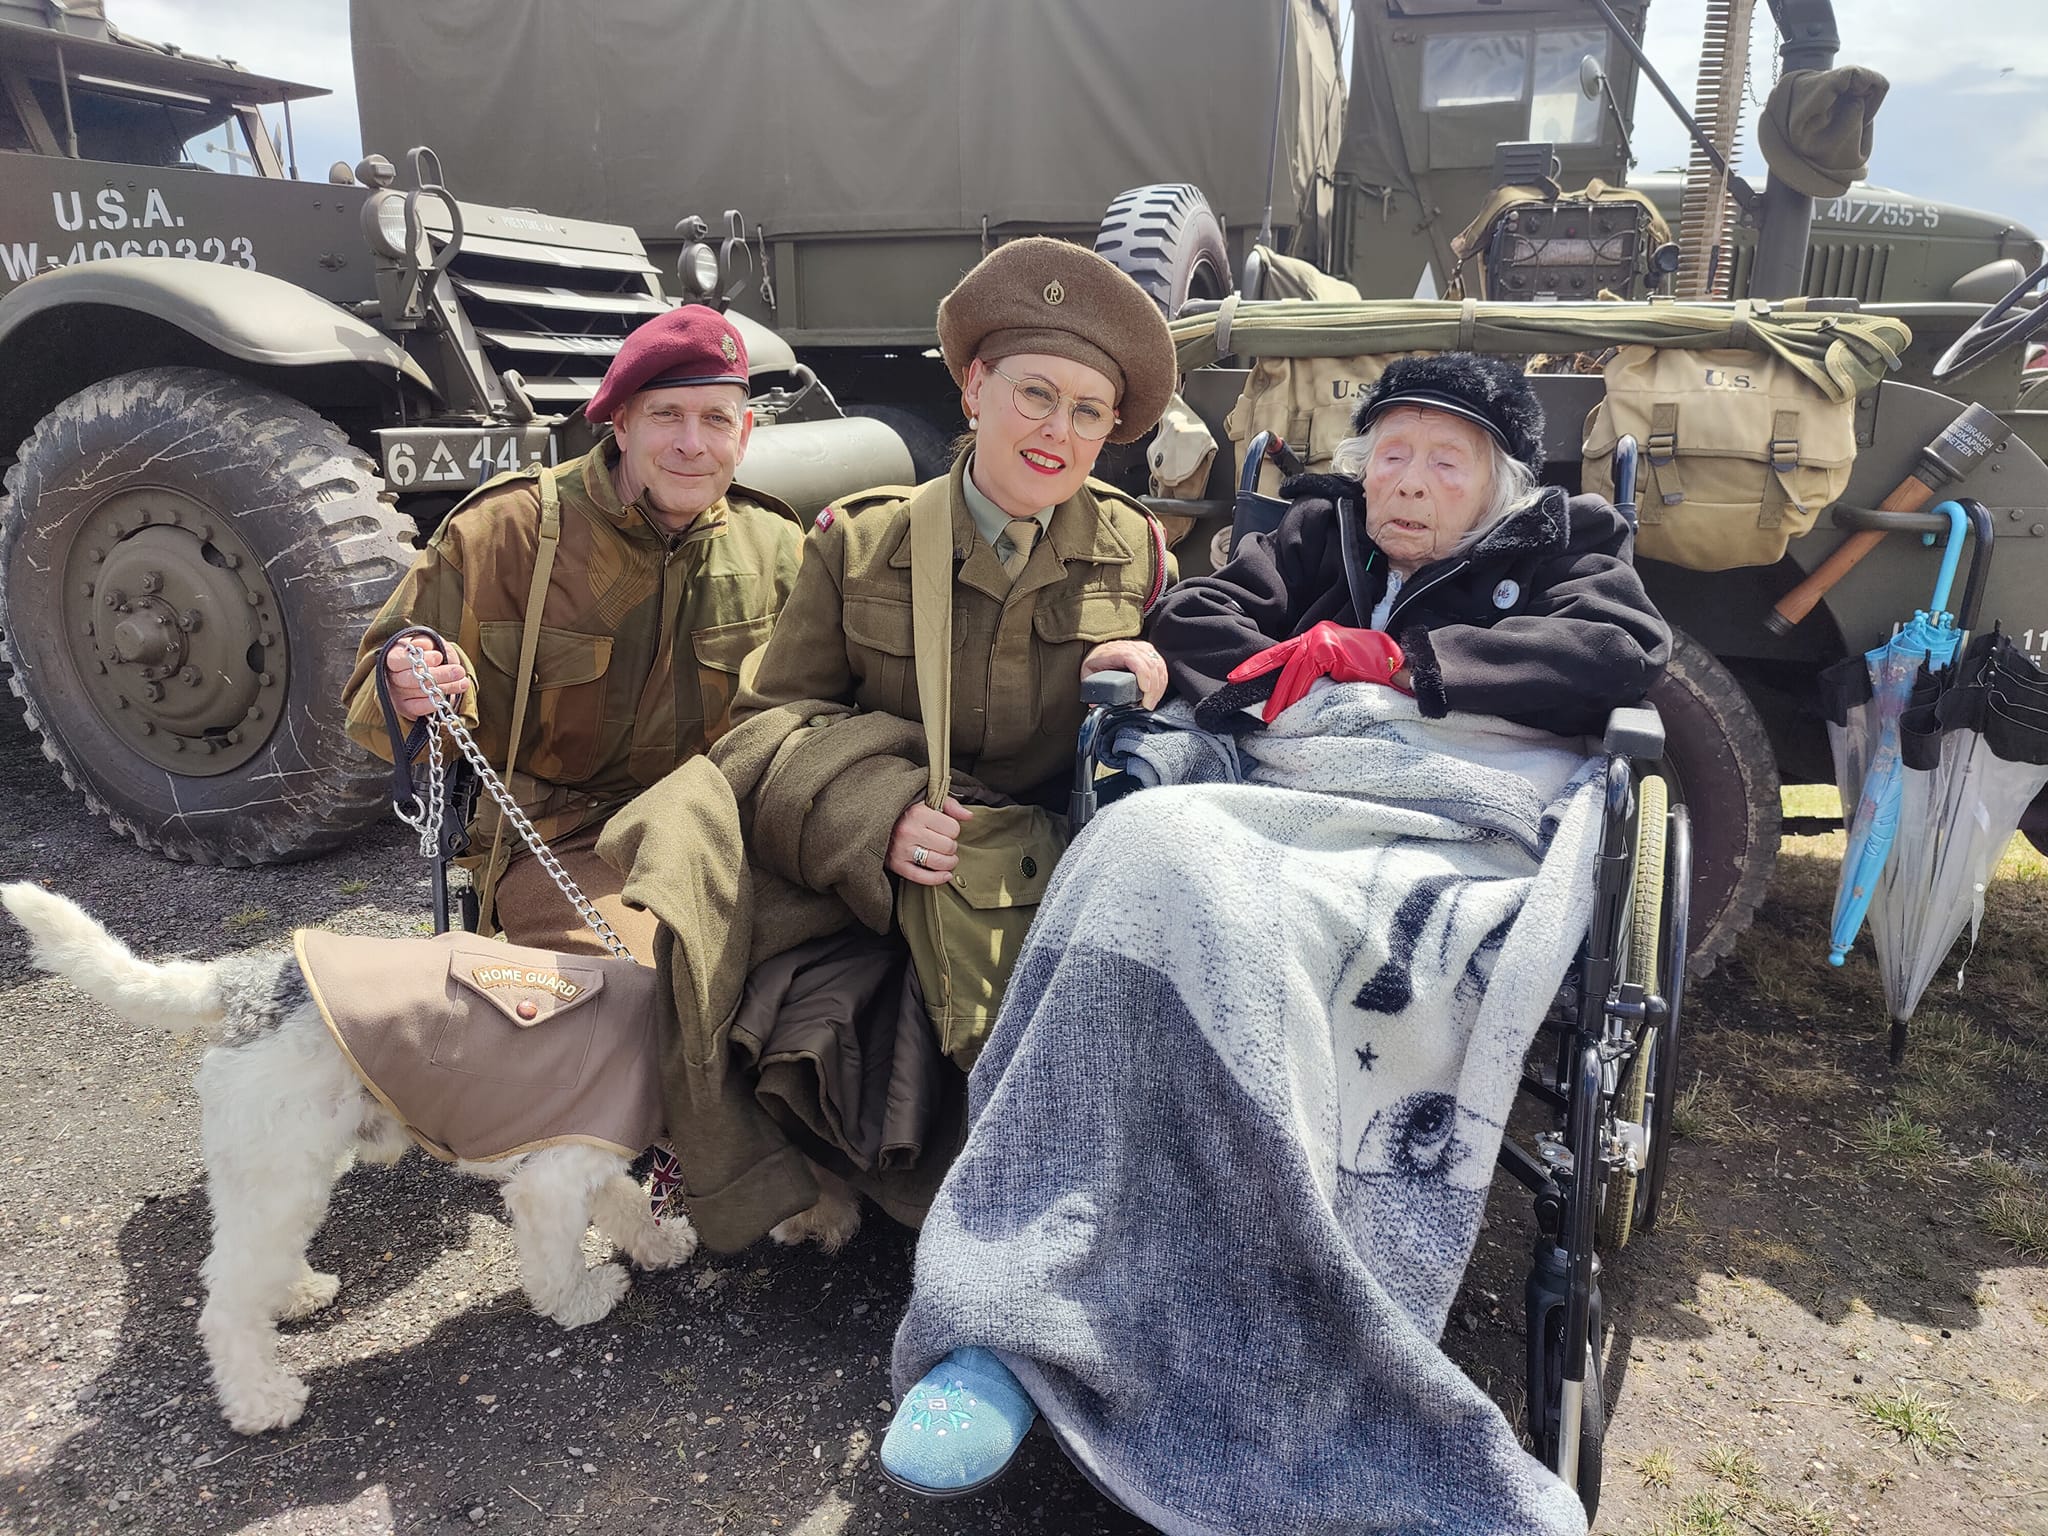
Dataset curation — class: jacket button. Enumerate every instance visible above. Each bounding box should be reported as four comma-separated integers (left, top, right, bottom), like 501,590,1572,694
516,1000,539,1021
1021,856,1038,879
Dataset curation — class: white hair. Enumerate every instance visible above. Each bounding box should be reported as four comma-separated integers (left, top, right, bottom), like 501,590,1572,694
1330,414,1542,557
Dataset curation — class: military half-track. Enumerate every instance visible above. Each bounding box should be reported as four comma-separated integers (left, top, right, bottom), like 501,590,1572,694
0,4,908,865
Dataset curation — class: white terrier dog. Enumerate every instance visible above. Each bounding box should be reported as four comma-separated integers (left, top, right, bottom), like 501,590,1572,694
1,881,700,1436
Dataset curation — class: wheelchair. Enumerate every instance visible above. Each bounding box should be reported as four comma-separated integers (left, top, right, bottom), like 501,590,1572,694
1072,434,1689,1519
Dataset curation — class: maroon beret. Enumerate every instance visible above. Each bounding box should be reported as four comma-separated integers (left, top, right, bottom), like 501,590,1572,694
585,305,749,424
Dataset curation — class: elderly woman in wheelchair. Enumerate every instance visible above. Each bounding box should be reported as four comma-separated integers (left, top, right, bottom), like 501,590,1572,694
878,355,1678,1532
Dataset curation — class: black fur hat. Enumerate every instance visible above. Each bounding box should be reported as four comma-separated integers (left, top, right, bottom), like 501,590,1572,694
1350,353,1545,476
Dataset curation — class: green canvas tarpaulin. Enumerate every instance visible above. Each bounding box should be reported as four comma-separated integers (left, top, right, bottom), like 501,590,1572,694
349,0,1344,242
1170,299,1912,404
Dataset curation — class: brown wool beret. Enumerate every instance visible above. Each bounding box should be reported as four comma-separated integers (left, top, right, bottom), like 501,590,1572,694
585,304,750,424
937,237,1176,444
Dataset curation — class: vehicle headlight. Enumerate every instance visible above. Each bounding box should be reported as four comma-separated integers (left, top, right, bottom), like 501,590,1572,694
362,190,412,260
678,241,721,298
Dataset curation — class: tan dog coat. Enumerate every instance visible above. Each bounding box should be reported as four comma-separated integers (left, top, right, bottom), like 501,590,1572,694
294,929,663,1163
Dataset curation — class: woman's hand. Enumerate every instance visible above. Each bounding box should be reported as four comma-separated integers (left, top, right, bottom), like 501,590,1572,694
1080,639,1168,707
888,795,976,886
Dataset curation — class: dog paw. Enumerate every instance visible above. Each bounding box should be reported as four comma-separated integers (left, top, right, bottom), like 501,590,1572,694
636,1216,699,1271
769,1195,862,1255
220,1373,309,1435
278,1271,340,1321
542,1263,630,1329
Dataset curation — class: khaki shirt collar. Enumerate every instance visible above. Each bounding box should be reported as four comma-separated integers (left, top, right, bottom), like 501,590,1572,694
959,452,1050,559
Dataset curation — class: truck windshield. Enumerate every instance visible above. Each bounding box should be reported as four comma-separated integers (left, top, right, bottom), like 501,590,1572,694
27,77,238,167
1421,27,1609,144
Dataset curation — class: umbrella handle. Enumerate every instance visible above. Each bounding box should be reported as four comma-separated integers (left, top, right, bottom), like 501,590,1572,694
1926,501,1969,615
1953,499,1996,633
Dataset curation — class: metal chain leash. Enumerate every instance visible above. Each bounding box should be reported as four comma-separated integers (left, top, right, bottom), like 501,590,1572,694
393,637,632,961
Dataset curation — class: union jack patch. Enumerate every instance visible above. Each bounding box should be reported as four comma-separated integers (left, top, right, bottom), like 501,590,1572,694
815,505,837,531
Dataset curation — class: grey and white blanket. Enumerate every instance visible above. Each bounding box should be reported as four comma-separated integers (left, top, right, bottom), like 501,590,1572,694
895,681,1603,1535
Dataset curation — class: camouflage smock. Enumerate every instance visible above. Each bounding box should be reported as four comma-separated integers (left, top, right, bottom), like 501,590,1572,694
343,442,803,852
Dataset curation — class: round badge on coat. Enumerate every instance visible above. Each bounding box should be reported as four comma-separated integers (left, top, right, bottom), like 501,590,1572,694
1492,579,1521,609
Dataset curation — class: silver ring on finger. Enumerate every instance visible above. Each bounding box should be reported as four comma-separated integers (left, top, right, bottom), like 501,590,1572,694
911,845,930,868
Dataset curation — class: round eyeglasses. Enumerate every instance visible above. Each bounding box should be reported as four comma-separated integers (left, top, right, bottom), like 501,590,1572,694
987,363,1119,441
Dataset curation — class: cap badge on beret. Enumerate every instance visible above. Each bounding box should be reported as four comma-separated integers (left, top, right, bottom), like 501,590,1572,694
720,333,739,364
1043,279,1066,306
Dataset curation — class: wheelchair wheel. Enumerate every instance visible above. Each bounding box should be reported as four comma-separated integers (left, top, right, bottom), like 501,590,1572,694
1530,1281,1606,1518
1597,775,1667,1250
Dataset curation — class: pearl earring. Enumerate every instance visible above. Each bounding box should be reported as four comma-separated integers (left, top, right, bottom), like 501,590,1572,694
968,415,979,429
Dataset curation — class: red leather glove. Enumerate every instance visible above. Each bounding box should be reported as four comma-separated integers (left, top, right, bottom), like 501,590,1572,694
1226,621,1406,724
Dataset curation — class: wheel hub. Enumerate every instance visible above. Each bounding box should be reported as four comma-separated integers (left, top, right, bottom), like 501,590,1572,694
63,490,289,775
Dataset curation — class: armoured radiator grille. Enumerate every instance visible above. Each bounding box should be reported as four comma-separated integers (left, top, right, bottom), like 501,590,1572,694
436,231,666,407
1727,238,1893,303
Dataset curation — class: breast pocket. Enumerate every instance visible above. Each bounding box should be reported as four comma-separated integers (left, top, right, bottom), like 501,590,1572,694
477,622,613,784
690,613,778,743
1031,590,1143,737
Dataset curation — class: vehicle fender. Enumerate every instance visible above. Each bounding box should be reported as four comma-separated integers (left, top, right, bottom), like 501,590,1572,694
0,258,435,394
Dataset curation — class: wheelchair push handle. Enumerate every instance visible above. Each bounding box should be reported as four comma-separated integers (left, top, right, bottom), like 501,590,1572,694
1081,669,1143,709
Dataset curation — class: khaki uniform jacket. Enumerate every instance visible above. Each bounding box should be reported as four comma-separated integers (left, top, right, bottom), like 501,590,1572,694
342,443,802,851
606,459,1168,1249
732,454,1169,804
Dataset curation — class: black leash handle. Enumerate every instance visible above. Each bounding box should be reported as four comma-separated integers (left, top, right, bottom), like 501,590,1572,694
372,625,447,817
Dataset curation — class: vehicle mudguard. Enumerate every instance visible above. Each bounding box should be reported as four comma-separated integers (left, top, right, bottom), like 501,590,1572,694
0,257,436,394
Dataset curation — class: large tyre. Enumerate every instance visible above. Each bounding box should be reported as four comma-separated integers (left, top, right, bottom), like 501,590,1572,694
1095,183,1233,318
1646,630,1779,975
0,367,412,865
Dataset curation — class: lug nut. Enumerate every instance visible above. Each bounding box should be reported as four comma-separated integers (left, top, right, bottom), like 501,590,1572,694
258,631,276,648
247,706,264,722
180,666,201,686
139,571,162,594
141,682,162,702
226,729,241,745
114,695,128,709
221,552,242,569
139,721,153,735
104,589,126,609
80,581,94,597
258,672,275,687
245,592,262,607
168,737,183,752
87,548,103,564
178,610,203,633
94,661,106,674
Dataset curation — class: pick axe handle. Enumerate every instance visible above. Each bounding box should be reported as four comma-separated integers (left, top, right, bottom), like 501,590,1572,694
1767,402,2009,635
1767,477,1936,632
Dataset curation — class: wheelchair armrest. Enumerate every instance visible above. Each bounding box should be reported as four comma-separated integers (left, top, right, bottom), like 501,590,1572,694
1602,705,1665,762
1082,669,1142,708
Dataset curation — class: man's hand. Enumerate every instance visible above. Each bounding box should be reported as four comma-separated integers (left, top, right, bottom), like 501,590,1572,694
1080,639,1168,707
888,795,976,886
1225,621,1405,724
383,637,471,721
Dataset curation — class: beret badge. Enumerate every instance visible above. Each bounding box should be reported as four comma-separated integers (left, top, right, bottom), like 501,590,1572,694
1043,278,1066,306
720,333,739,364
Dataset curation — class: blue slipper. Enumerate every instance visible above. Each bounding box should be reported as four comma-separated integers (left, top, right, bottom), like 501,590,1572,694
879,1346,1038,1498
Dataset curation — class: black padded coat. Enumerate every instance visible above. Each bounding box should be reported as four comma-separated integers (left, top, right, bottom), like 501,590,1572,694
1149,474,1671,739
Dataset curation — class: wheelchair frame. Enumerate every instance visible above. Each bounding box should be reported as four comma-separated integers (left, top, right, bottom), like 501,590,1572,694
1071,434,1690,1518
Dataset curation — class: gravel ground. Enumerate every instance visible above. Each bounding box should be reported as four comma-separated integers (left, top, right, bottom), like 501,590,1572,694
2,703,2045,1536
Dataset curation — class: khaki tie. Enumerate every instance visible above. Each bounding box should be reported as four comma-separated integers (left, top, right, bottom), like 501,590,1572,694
1001,517,1041,581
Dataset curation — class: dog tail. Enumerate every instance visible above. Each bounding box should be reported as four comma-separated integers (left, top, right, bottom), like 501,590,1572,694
2,882,228,1038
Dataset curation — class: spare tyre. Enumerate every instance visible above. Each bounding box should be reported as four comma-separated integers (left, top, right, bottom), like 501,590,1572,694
1095,183,1232,318
0,367,412,865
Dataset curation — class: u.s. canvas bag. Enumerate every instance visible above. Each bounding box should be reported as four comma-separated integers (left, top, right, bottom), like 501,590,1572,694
1583,344,1858,571
895,479,1067,1072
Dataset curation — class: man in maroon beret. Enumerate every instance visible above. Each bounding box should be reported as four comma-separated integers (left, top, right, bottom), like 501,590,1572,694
340,306,802,957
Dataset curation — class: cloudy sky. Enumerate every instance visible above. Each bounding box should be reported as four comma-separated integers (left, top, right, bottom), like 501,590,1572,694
110,0,2047,234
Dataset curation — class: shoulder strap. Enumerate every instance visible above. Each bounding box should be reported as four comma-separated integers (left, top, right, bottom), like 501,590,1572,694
477,465,564,930
906,478,956,812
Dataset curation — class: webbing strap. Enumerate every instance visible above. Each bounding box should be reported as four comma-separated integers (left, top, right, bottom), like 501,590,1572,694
1759,407,1802,530
1645,402,1684,517
476,465,563,932
905,478,958,812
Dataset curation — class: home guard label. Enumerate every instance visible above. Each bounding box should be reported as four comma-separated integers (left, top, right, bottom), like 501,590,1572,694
471,966,583,1002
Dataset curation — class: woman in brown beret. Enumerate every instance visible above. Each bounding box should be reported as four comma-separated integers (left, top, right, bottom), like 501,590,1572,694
675,238,1176,1256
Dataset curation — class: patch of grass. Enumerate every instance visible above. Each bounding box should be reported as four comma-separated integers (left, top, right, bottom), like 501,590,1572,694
336,877,372,896
1990,1377,2042,1406
1966,1153,2036,1195
1913,1009,2039,1075
1637,1447,1675,1489
1698,1443,1763,1491
1981,1187,2048,1259
1650,1492,1741,1536
1856,1387,1961,1455
1850,1108,1947,1177
222,905,270,931
1673,1074,1765,1145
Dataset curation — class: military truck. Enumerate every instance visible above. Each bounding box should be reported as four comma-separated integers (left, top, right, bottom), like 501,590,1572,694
0,2,908,866
351,0,2048,971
